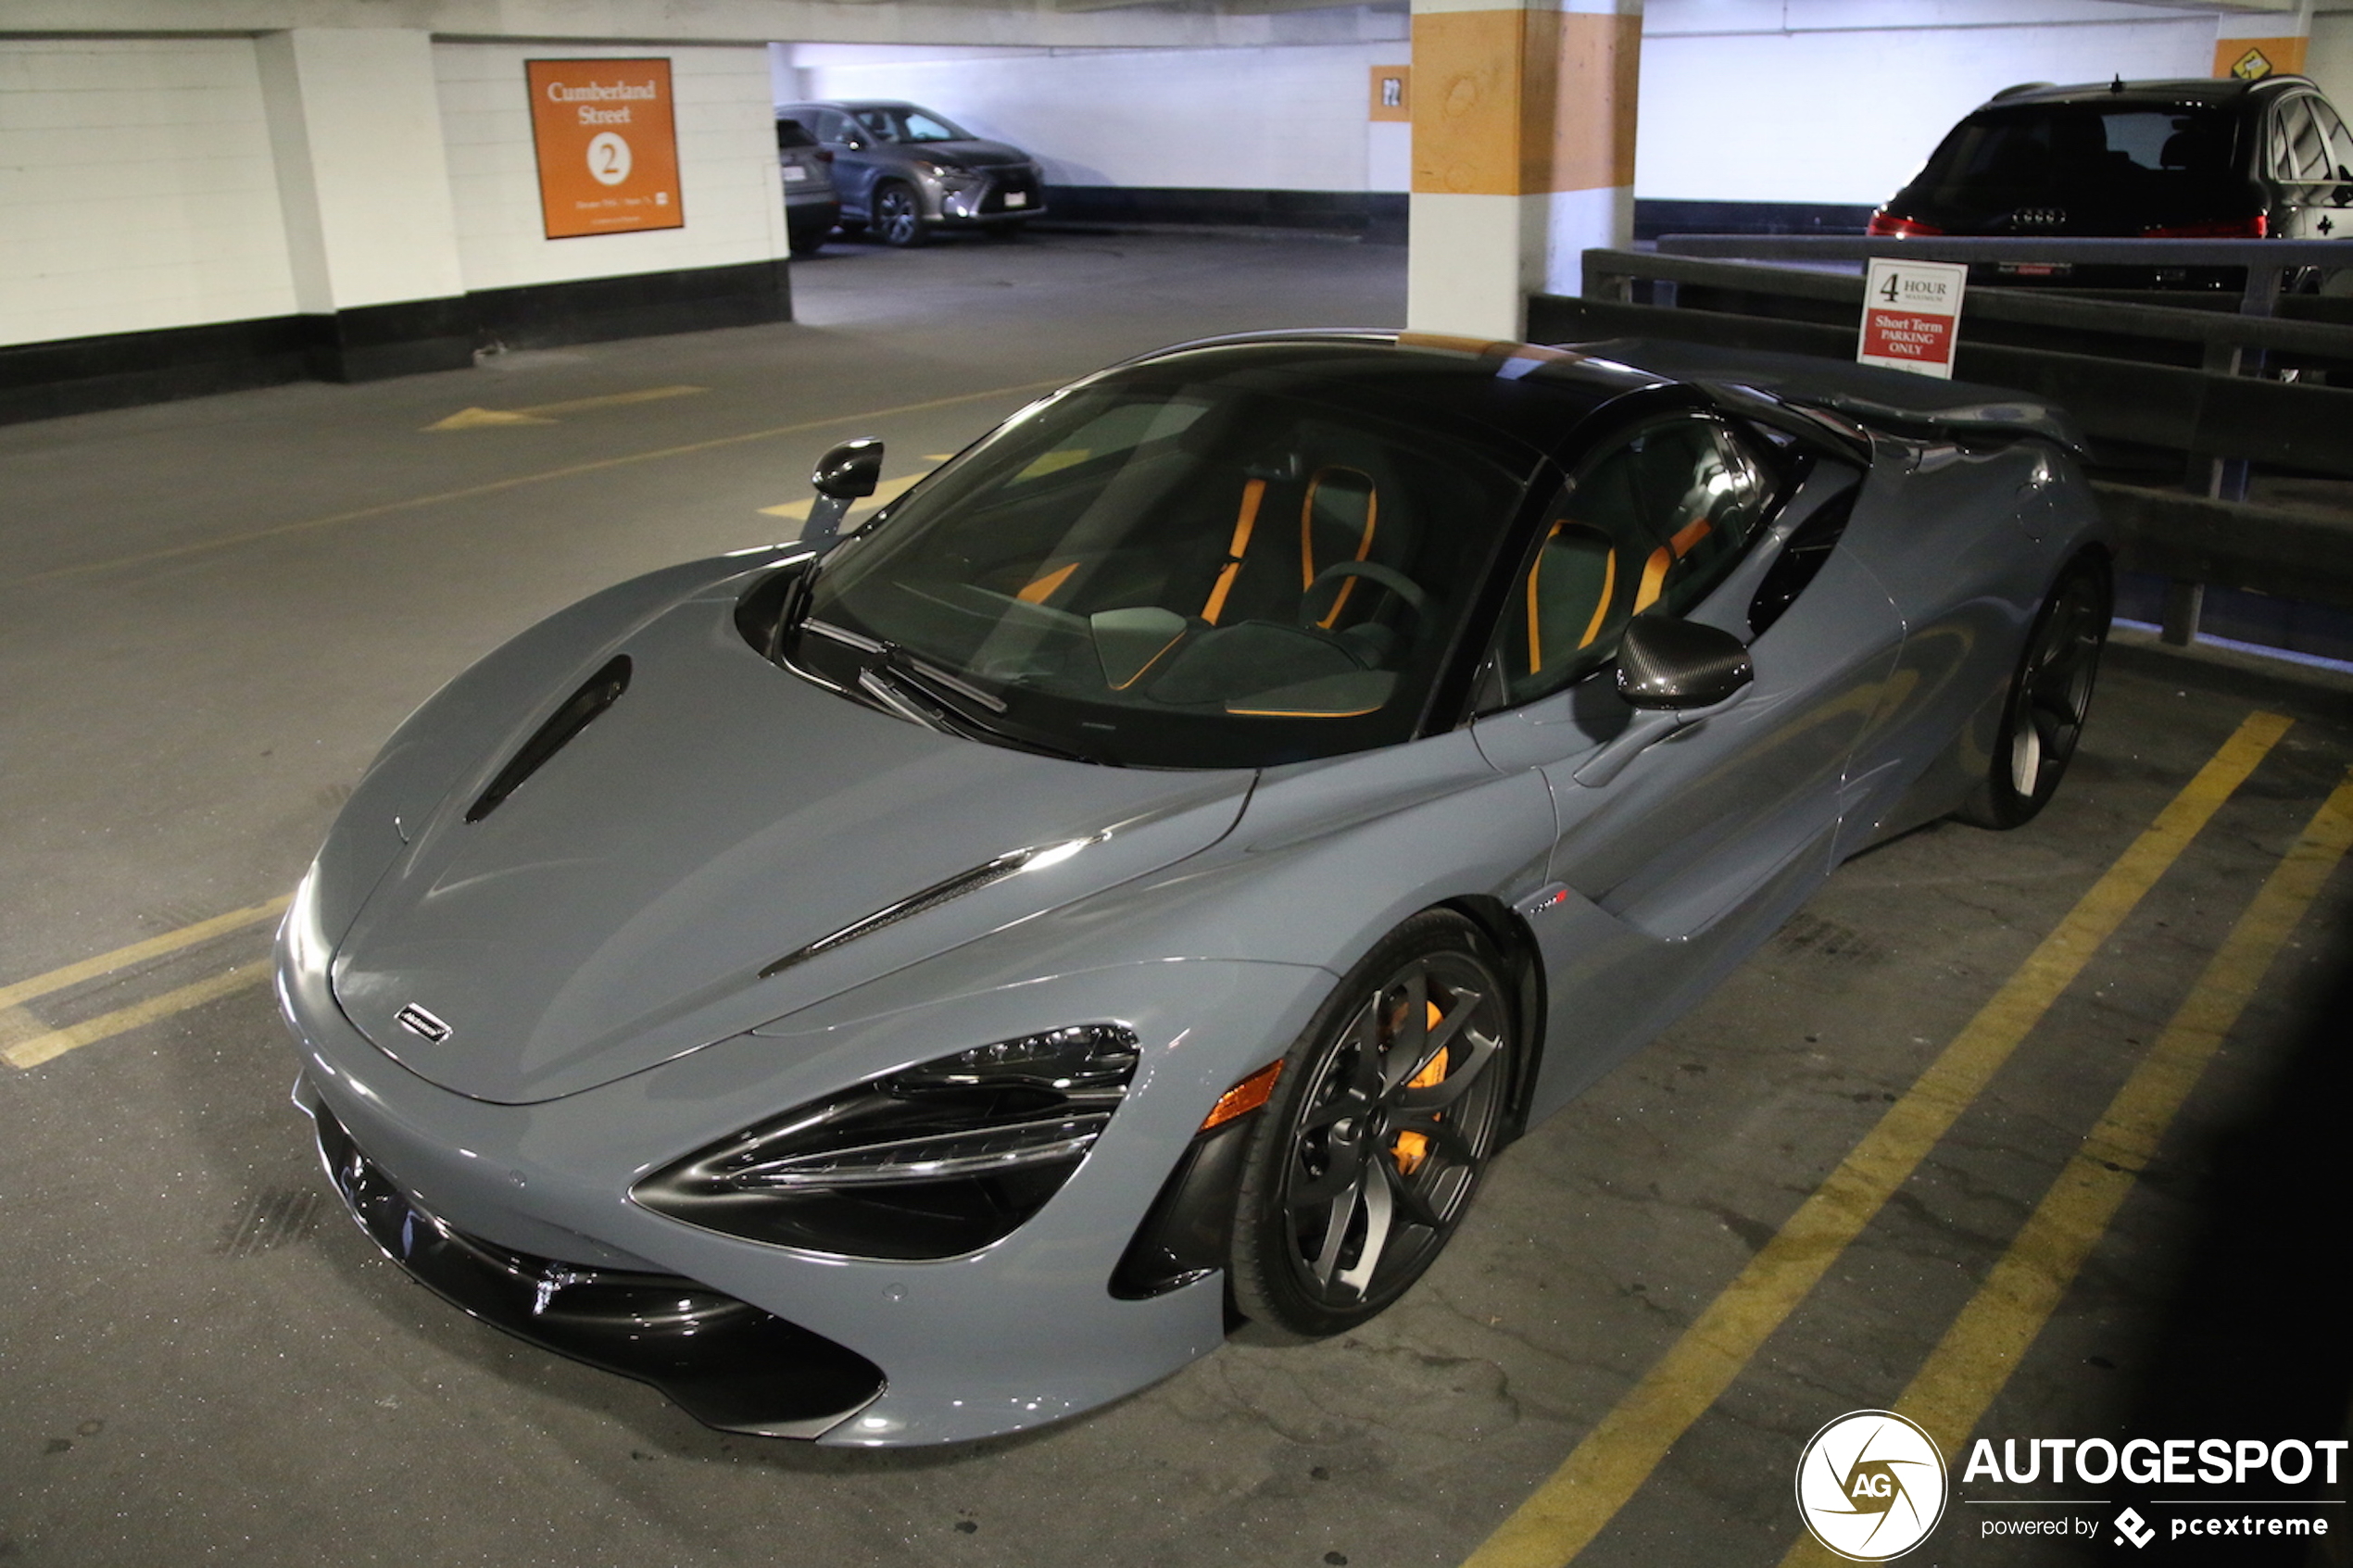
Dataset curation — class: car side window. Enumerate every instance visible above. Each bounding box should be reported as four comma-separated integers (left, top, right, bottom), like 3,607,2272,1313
1494,416,1775,707
2289,97,2334,182
2307,96,2353,182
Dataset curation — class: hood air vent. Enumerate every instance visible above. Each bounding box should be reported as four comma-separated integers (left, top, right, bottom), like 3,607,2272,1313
465,656,633,823
759,837,1094,979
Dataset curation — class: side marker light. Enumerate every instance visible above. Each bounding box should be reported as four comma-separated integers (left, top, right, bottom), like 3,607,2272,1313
1199,1060,1284,1133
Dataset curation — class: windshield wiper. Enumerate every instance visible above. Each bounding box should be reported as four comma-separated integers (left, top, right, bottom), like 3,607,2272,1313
865,655,1088,762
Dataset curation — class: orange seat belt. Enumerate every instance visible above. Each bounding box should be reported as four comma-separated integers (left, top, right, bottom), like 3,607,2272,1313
1301,468,1378,629
1202,477,1266,625
1634,518,1714,613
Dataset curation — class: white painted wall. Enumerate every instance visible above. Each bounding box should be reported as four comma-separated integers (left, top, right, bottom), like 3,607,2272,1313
1636,0,2222,207
258,29,466,312
787,41,1409,193
2310,11,2353,114
435,42,786,290
0,37,297,348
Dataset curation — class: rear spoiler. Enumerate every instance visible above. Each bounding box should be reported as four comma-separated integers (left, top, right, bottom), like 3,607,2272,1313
1556,338,2091,460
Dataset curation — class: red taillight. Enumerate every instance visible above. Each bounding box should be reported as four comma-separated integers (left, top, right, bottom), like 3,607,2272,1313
1867,212,1944,238
2141,215,2267,238
816,148,835,164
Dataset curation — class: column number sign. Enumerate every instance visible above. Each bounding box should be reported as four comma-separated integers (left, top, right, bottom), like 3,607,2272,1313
526,59,685,239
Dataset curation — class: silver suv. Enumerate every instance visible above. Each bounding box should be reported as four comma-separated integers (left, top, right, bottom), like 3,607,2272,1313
776,100,1048,246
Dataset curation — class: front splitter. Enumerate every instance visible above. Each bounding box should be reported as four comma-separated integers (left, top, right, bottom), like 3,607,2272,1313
310,1101,886,1438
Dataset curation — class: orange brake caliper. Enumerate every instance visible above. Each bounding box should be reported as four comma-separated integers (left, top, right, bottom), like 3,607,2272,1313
1392,1001,1447,1175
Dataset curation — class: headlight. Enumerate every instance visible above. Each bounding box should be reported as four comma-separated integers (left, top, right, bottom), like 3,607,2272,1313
915,159,980,189
632,1024,1139,1260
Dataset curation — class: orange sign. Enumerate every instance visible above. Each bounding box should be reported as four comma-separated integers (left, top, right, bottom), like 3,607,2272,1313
526,58,684,240
1370,66,1411,123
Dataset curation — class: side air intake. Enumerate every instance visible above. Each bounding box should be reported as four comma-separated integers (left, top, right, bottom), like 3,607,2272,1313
464,656,633,823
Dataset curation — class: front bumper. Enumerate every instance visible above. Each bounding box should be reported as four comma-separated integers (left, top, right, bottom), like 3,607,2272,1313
309,1096,885,1438
930,167,1047,226
278,902,1333,1444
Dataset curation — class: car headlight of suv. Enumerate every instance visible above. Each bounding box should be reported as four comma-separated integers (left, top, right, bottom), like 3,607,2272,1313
914,159,982,192
632,1024,1139,1260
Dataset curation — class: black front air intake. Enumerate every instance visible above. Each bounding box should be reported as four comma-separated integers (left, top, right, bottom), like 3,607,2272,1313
311,1103,885,1438
465,655,632,823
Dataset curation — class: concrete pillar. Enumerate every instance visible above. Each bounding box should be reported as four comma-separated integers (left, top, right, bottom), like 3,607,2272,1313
1405,0,1640,341
256,29,472,379
2213,2,2312,81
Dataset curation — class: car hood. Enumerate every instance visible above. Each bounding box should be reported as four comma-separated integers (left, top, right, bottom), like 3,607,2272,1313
911,140,1030,169
330,590,1251,1104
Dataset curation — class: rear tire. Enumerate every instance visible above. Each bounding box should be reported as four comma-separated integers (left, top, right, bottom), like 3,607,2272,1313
1957,555,2109,830
1228,911,1515,1339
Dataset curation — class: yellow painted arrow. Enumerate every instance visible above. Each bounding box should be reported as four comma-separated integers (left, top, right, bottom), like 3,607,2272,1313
756,457,956,524
425,384,707,432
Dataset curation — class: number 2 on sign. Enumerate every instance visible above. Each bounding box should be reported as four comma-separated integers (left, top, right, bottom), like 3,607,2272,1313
587,132,634,187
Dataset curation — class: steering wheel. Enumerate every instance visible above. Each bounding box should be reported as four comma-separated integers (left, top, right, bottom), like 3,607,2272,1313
1302,559,1429,627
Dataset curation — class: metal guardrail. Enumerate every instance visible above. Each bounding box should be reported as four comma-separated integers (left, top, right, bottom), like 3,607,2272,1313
1533,238,2353,652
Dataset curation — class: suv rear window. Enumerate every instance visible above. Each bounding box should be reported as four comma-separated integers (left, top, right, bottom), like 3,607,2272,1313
1912,103,2240,219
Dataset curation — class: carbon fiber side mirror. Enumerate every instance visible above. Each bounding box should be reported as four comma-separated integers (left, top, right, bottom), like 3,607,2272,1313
1616,614,1754,710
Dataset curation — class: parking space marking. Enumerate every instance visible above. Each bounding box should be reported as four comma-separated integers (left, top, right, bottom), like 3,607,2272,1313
759,470,929,524
0,896,287,1012
3,961,268,1071
1458,709,2295,1568
12,383,1065,590
423,384,707,431
1775,766,2353,1566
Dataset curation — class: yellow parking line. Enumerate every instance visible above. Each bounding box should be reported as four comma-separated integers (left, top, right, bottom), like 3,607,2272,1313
3,961,270,1071
1776,768,2353,1566
0,896,288,1012
1458,709,2294,1568
11,380,1066,590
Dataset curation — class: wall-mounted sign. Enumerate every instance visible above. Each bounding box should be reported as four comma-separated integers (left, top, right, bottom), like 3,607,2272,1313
1370,66,1410,123
1858,256,1967,379
526,59,684,239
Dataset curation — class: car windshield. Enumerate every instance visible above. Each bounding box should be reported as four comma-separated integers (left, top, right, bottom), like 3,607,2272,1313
788,348,1547,769
852,107,971,144
1912,102,2241,217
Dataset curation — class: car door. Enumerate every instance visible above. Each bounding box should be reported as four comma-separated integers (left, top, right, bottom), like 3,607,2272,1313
1470,411,1903,1114
814,108,878,214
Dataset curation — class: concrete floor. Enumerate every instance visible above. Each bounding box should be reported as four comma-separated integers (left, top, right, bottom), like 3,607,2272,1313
3,229,2348,1567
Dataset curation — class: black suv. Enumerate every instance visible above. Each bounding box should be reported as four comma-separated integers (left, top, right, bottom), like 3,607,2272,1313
1870,75,2353,284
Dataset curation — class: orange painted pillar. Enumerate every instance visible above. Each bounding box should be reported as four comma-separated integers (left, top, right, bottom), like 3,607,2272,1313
2214,4,2311,81
1406,0,1641,341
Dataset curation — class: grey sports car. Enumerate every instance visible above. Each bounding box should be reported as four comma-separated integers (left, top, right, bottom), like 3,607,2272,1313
276,331,2111,1446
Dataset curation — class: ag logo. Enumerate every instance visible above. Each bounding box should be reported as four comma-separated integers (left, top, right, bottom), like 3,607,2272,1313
1794,1411,1948,1561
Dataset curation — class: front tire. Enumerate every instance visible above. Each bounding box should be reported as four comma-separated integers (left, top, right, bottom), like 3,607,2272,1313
1229,910,1516,1338
873,182,927,247
1957,555,2109,830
